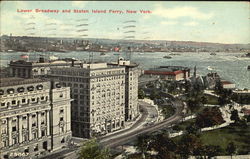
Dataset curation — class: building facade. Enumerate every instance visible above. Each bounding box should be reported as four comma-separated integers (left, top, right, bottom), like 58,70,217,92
9,57,81,78
50,63,127,138
109,59,140,121
0,78,72,159
144,66,190,81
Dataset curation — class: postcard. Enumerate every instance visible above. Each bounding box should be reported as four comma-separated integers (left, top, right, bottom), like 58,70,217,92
0,1,249,159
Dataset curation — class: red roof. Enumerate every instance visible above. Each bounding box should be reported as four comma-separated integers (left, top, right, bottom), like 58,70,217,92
144,70,184,75
242,109,250,115
221,80,233,85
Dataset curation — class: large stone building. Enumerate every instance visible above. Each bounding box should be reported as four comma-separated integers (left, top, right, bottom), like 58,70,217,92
8,57,140,138
49,59,139,138
0,78,72,159
49,62,126,138
9,57,81,78
109,59,140,121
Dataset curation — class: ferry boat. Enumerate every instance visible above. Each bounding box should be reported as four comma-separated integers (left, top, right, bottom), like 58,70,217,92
100,52,106,56
163,56,172,59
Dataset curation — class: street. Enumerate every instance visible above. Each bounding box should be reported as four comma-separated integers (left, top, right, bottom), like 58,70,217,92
39,96,184,159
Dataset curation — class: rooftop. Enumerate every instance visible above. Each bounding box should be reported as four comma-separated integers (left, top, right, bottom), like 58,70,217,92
0,77,48,87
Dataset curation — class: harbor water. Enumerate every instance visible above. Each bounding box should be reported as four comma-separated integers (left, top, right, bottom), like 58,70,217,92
0,51,249,89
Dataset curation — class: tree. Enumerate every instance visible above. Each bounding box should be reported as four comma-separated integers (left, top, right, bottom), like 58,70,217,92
185,124,200,135
138,88,145,99
150,89,160,100
214,80,223,95
226,142,236,159
177,134,202,159
150,134,177,159
78,139,111,159
203,145,222,159
135,134,152,159
196,107,225,128
230,109,240,124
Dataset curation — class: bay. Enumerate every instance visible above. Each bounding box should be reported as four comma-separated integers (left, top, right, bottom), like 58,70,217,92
0,51,249,89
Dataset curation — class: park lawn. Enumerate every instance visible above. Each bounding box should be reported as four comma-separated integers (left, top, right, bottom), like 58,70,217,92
175,119,195,131
200,124,250,154
203,94,219,105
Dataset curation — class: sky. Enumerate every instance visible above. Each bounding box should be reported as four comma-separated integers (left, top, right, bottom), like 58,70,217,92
1,1,249,44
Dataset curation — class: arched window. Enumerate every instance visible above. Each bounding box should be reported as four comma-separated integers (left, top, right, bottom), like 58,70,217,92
17,87,25,93
7,88,15,94
0,89,4,95
36,85,43,90
27,86,34,91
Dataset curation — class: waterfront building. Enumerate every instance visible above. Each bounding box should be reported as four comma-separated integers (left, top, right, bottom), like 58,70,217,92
144,66,190,81
221,80,236,89
49,62,127,138
0,78,72,159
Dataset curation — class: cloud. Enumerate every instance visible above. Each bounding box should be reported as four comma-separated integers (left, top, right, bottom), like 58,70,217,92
161,21,178,25
72,1,88,8
152,6,214,20
183,21,198,26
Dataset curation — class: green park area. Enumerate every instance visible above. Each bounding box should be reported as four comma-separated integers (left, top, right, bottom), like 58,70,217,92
199,124,250,154
203,94,219,105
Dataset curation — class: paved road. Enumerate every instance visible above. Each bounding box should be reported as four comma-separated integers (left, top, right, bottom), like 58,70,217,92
39,103,151,159
40,95,184,159
102,98,184,148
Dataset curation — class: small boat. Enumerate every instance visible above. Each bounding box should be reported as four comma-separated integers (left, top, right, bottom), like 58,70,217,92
163,56,172,59
210,52,216,55
100,52,106,56
169,53,181,56
207,66,213,71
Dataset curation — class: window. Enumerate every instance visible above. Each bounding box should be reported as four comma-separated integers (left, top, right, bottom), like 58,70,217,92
41,130,45,137
27,86,34,91
60,117,64,121
0,89,4,95
22,99,26,103
59,94,63,98
34,144,38,151
17,87,25,93
31,98,36,102
12,100,16,105
7,88,14,94
55,83,61,88
41,96,45,100
36,85,43,90
1,103,5,107
60,109,64,114
12,126,17,131
32,114,36,118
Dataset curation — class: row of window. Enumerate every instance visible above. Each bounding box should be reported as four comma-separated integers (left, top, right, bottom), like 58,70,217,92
91,70,125,77
0,96,48,107
0,85,43,95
